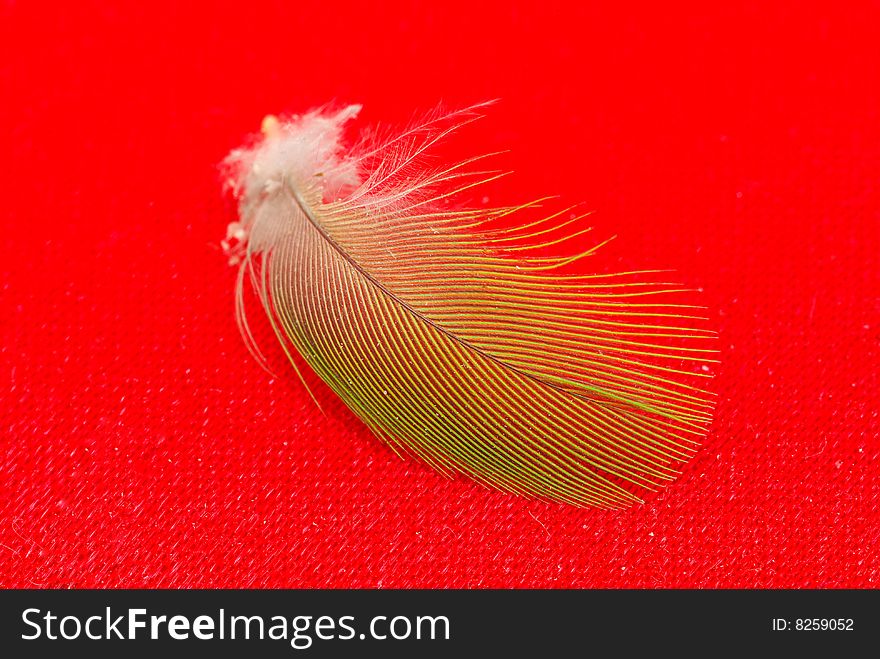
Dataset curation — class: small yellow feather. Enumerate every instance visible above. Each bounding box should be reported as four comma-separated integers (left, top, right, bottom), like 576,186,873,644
222,103,717,508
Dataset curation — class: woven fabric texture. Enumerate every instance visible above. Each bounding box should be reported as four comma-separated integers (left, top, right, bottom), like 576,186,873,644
2,2,878,588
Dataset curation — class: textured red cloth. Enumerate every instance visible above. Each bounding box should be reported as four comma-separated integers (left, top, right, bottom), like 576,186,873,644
2,2,878,588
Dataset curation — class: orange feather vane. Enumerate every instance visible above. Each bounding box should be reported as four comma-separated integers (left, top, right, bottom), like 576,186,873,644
222,103,717,508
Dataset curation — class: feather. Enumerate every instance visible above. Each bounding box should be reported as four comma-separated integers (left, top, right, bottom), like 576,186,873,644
221,102,717,508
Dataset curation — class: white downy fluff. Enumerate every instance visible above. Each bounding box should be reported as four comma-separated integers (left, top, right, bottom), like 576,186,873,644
222,105,362,263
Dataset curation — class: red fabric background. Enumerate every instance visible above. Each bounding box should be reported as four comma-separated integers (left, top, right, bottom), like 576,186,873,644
2,2,878,588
